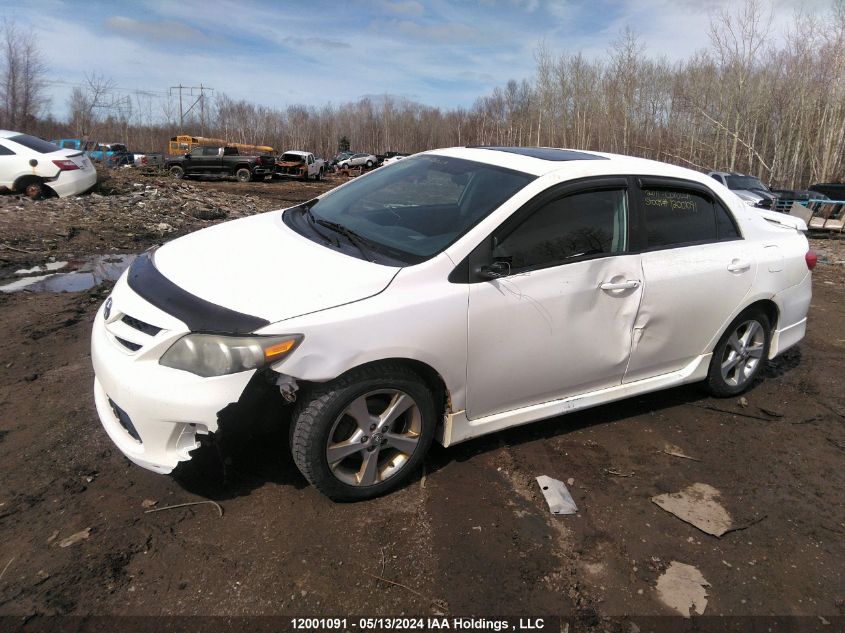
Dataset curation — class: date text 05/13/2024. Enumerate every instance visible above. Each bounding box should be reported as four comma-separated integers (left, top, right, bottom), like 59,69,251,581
290,617,549,631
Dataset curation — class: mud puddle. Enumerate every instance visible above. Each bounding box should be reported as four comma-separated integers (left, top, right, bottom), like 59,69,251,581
0,253,136,293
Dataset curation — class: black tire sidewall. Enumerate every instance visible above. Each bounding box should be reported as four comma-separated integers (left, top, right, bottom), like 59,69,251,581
706,309,771,397
169,166,184,179
236,168,251,182
291,365,436,501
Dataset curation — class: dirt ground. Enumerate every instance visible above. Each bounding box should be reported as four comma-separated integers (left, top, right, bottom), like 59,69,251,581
0,168,843,629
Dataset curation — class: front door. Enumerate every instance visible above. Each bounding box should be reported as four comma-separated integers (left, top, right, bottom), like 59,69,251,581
465,180,643,420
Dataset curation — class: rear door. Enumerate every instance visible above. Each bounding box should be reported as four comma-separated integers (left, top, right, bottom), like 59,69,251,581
623,177,756,382
465,178,643,419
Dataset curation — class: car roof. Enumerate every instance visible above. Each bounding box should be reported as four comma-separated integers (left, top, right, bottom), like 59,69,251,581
428,146,725,186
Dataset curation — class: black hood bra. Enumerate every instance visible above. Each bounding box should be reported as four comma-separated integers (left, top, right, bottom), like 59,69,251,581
126,251,270,334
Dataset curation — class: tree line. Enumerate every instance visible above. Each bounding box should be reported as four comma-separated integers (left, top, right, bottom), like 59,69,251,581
2,0,844,188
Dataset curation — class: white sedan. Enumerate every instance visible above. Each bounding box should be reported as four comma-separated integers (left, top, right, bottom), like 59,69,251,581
91,147,813,500
0,130,97,199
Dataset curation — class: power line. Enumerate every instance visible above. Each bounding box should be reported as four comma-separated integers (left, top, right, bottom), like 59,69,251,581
169,84,214,133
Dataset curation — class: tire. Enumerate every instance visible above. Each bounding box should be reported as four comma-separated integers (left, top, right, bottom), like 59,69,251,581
706,308,771,397
365,160,373,168
236,168,251,183
22,179,46,200
315,169,323,181
291,363,437,501
169,165,185,179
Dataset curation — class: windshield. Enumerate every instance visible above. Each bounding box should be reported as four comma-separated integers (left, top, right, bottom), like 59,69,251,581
304,154,535,263
725,175,769,191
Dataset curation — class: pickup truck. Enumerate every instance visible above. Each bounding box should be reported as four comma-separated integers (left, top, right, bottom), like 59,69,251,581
275,151,325,180
51,139,134,167
166,146,275,182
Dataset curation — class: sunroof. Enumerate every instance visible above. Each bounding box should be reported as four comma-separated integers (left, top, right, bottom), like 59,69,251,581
473,146,607,161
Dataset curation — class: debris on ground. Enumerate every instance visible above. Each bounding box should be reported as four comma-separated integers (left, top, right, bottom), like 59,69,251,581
144,500,223,517
662,444,701,462
655,561,710,617
0,166,337,271
141,499,157,508
536,475,578,515
652,483,733,537
58,527,92,548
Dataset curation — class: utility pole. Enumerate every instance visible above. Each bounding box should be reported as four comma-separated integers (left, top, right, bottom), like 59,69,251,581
169,84,214,133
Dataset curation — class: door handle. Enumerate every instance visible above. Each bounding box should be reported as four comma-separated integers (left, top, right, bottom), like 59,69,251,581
600,280,640,291
727,259,751,273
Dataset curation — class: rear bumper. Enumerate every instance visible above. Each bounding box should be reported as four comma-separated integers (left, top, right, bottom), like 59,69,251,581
48,168,97,197
769,272,812,358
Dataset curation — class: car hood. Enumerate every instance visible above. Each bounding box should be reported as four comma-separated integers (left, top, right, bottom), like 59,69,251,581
152,210,401,324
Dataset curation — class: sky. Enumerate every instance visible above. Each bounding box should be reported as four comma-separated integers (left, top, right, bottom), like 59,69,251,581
0,0,833,120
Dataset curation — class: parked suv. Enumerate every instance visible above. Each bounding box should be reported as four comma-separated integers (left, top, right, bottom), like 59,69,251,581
0,131,97,199
92,147,813,501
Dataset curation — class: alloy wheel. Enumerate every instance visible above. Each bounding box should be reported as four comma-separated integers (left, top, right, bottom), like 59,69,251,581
720,319,765,387
324,389,422,487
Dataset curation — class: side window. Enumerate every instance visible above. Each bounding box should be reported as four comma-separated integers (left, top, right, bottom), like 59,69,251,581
493,188,628,271
203,147,219,156
715,202,740,240
0,142,15,155
640,187,718,249
190,147,204,157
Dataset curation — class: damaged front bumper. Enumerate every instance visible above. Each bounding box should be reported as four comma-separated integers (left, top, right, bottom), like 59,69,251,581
91,283,258,474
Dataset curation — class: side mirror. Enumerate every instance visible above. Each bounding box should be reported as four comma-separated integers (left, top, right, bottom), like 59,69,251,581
475,260,511,280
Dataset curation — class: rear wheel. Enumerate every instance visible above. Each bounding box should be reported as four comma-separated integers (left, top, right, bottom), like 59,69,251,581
169,165,185,179
236,168,251,183
365,160,373,168
291,363,436,501
22,179,47,200
706,308,771,397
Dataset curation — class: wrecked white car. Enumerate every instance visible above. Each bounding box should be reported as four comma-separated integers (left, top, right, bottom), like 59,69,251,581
91,147,813,500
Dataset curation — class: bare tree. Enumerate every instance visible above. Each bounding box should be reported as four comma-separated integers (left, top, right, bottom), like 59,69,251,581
0,19,47,130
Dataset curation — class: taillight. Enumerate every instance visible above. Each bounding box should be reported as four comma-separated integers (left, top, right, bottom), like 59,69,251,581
52,159,79,171
805,250,818,270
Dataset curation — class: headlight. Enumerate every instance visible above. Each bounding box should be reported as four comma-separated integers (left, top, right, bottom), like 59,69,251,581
159,334,302,377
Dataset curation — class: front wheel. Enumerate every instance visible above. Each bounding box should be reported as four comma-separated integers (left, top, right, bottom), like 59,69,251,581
169,165,185,179
291,363,437,501
706,308,771,397
365,160,373,168
236,168,252,183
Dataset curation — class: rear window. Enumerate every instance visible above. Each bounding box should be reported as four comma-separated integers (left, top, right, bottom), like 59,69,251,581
9,134,61,154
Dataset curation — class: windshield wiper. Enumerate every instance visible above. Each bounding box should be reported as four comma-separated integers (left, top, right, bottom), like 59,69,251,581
312,217,376,262
299,204,339,247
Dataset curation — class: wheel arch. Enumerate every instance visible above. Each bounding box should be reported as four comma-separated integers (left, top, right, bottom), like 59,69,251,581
297,357,452,419
743,298,779,330
13,174,45,192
